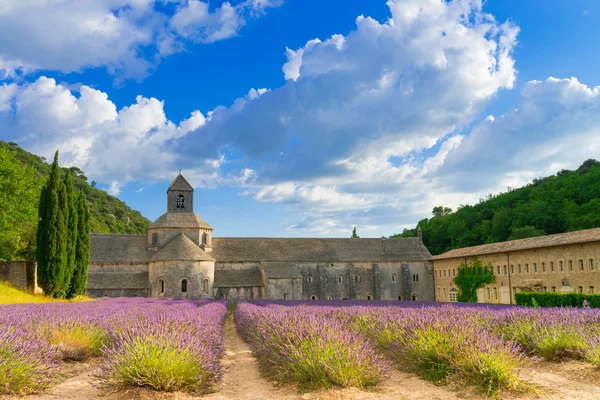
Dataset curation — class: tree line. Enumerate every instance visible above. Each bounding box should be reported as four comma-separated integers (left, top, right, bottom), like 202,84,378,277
0,141,150,261
393,159,600,255
36,151,90,298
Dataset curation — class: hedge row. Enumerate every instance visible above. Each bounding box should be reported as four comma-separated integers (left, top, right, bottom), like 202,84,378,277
515,292,600,308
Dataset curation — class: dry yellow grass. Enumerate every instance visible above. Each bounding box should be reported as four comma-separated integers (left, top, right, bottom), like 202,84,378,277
0,281,92,304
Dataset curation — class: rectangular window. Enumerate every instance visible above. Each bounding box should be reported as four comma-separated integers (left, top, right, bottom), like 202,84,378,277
443,287,446,298
534,263,537,273
453,269,456,277
542,262,545,272
551,261,554,272
590,286,595,294
437,287,441,298
525,264,529,273
449,291,458,302
504,265,507,275
580,259,584,271
579,286,584,294
552,286,556,292
497,266,500,275
511,265,514,274
591,259,595,271
560,261,564,272
494,287,498,300
444,270,446,278
569,260,573,271
435,270,438,278
518,264,522,274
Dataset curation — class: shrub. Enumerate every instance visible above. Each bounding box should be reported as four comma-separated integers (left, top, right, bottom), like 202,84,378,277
45,322,110,360
99,302,227,393
515,292,600,308
0,326,56,395
236,303,389,389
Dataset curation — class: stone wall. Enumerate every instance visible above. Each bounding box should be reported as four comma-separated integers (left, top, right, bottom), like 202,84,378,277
149,260,214,299
433,241,600,304
0,260,40,293
87,263,150,298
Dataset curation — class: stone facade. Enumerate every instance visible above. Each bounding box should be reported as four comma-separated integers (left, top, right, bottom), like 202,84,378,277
432,228,600,304
0,260,41,293
87,173,435,301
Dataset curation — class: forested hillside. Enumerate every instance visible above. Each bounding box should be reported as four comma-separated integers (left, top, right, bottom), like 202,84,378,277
393,159,600,255
0,141,150,260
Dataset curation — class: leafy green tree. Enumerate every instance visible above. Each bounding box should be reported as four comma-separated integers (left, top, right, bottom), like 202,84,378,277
63,172,78,294
68,190,90,298
508,226,545,240
0,147,41,260
37,151,69,298
454,258,496,303
393,159,600,255
351,226,360,238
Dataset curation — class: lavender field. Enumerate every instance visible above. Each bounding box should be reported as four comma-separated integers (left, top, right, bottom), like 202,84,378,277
0,298,228,395
236,300,600,396
4,298,600,398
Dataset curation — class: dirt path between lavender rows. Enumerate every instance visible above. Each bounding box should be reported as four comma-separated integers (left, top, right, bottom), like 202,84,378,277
11,315,600,400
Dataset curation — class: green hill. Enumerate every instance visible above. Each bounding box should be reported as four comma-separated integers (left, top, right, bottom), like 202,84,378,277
393,159,600,255
0,141,151,261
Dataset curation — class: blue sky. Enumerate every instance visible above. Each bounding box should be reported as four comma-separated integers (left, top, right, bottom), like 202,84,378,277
1,0,599,237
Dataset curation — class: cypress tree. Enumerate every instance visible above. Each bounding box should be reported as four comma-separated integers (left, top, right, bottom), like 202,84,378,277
69,190,90,297
36,184,48,283
36,151,68,297
63,172,78,296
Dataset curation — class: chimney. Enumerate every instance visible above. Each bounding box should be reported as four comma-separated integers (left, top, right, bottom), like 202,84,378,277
417,225,423,242
381,237,386,254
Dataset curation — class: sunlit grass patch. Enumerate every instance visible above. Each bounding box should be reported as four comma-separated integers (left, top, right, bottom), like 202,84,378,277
0,281,92,304
45,322,110,361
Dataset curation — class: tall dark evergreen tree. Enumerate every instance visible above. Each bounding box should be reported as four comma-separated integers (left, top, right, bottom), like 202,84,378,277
69,190,90,297
63,172,78,294
36,151,68,297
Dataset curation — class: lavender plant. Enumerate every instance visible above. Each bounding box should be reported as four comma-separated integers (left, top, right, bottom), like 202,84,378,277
0,325,56,395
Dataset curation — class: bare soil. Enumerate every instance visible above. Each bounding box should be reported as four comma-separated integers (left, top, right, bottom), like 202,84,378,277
8,317,600,400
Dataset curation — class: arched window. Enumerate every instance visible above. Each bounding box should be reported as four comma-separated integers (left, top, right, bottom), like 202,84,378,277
367,295,372,300
338,275,343,283
397,295,402,301
203,278,209,293
449,288,458,302
283,293,288,300
392,274,397,282
311,295,317,300
177,195,185,209
307,276,313,283
152,233,158,245
202,232,208,245
181,279,188,293
355,275,361,283
327,296,332,300
590,286,595,294
411,294,417,301
159,279,164,294
579,286,584,294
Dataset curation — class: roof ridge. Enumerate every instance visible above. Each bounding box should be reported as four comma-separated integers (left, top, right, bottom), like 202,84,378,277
212,237,420,240
90,233,145,237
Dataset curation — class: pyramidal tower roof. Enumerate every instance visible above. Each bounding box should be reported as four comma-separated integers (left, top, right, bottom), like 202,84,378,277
149,233,215,262
168,172,194,192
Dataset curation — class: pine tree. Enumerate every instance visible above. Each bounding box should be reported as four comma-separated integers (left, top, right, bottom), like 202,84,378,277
63,172,78,295
69,190,90,297
36,151,68,298
351,226,360,238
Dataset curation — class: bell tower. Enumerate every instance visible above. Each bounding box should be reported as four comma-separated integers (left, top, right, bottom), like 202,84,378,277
167,172,194,213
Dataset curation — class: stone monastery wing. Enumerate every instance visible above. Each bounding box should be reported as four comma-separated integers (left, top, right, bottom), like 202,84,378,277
90,234,150,263
210,237,432,263
432,227,600,260
213,266,264,287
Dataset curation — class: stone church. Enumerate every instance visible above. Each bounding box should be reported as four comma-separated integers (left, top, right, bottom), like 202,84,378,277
87,174,434,301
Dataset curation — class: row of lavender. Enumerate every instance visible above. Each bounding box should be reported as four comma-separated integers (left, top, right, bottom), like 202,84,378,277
236,301,600,395
0,298,228,395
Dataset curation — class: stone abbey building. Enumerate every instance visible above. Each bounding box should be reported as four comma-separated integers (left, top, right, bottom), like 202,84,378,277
432,228,600,304
87,174,435,301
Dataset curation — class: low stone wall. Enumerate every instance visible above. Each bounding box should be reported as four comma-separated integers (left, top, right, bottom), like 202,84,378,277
0,260,41,293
